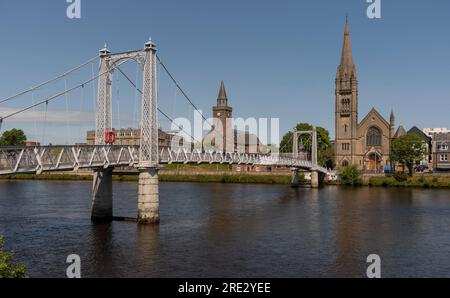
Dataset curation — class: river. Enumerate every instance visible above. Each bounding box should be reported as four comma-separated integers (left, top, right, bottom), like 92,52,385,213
1,180,450,278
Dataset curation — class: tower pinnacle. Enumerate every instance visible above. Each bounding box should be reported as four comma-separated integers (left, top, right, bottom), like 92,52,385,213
337,17,356,79
217,80,228,107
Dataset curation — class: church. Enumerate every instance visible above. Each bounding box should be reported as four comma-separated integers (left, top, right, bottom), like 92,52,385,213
334,19,401,172
203,81,261,154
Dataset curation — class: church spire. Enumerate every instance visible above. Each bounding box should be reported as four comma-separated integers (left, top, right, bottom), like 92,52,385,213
217,80,228,107
337,17,356,79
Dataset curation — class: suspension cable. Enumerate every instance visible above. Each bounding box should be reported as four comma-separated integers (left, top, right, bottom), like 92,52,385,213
64,76,70,145
132,64,139,129
116,66,201,144
0,56,98,105
79,83,85,144
91,63,97,119
32,91,37,142
156,55,212,127
42,101,48,146
0,59,131,122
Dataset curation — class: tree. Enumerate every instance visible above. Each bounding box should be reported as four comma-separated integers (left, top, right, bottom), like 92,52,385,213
391,134,427,177
279,123,334,168
0,129,27,147
338,164,363,186
0,237,28,278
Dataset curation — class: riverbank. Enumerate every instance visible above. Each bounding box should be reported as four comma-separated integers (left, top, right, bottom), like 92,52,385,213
366,175,450,189
0,173,294,185
1,172,450,189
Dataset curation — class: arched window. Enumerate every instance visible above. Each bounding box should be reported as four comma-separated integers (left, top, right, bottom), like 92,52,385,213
367,127,382,147
342,160,349,167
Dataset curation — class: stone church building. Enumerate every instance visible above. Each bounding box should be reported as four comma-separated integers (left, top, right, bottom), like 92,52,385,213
334,19,400,172
203,81,261,154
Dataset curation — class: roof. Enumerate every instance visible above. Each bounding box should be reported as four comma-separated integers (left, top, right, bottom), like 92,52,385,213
358,107,390,129
407,126,431,143
217,81,228,102
433,132,450,142
394,126,407,138
337,18,357,79
233,129,262,145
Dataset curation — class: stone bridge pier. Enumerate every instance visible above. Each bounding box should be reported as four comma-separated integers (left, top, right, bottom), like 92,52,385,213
90,166,160,224
291,168,325,188
137,168,160,224
91,168,113,222
291,168,300,188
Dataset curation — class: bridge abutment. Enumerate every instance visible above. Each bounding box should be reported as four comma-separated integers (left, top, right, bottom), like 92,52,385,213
137,168,160,224
91,168,113,221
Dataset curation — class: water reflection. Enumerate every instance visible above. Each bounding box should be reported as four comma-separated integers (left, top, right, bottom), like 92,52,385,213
88,223,114,277
1,180,450,277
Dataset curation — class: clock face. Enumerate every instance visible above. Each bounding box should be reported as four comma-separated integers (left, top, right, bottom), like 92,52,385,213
217,113,221,117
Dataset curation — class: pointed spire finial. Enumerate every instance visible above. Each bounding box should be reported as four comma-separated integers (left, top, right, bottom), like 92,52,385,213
390,109,395,123
217,80,228,106
337,17,356,79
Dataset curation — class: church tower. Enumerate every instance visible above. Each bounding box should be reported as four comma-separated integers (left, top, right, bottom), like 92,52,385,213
212,81,233,152
335,18,359,167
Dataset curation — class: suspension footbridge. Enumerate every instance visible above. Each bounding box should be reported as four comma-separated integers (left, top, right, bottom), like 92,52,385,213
0,39,328,224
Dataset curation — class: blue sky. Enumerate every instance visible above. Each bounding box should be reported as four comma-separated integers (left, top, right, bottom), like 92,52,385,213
0,0,450,144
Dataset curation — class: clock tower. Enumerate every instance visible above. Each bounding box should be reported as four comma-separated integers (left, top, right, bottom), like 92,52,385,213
212,81,233,152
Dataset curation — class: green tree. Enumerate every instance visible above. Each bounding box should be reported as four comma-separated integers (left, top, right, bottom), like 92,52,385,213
391,134,427,177
0,237,28,278
279,123,334,168
0,129,27,147
338,164,363,186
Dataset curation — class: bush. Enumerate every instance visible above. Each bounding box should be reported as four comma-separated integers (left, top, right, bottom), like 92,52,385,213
394,172,408,182
418,175,426,184
298,173,306,185
0,237,27,278
338,165,363,186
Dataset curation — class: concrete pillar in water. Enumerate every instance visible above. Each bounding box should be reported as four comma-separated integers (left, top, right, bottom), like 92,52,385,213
91,168,113,221
311,170,319,188
138,168,160,224
291,168,300,188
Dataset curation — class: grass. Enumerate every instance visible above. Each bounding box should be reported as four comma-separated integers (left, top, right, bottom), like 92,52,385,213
367,175,450,189
0,172,293,185
2,171,450,189
162,163,232,171
159,174,292,185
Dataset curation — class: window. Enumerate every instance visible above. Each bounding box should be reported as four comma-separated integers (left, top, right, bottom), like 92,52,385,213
344,125,348,133
342,160,349,167
341,143,350,151
440,155,448,162
341,98,351,112
367,127,382,147
437,144,449,151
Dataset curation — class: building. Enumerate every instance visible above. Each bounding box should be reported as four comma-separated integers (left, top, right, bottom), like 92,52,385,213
25,141,41,147
204,81,261,154
431,132,450,171
407,126,432,165
334,18,399,172
424,128,450,137
86,128,185,149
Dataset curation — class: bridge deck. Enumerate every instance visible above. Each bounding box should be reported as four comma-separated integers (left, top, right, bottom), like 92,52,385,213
0,145,328,176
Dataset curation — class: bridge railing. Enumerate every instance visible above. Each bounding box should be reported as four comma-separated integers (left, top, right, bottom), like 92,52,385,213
0,145,328,175
0,145,140,175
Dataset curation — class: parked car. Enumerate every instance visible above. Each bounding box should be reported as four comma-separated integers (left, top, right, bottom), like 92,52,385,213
415,164,429,173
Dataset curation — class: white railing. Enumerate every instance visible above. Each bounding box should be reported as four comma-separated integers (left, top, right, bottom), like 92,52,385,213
0,145,328,175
